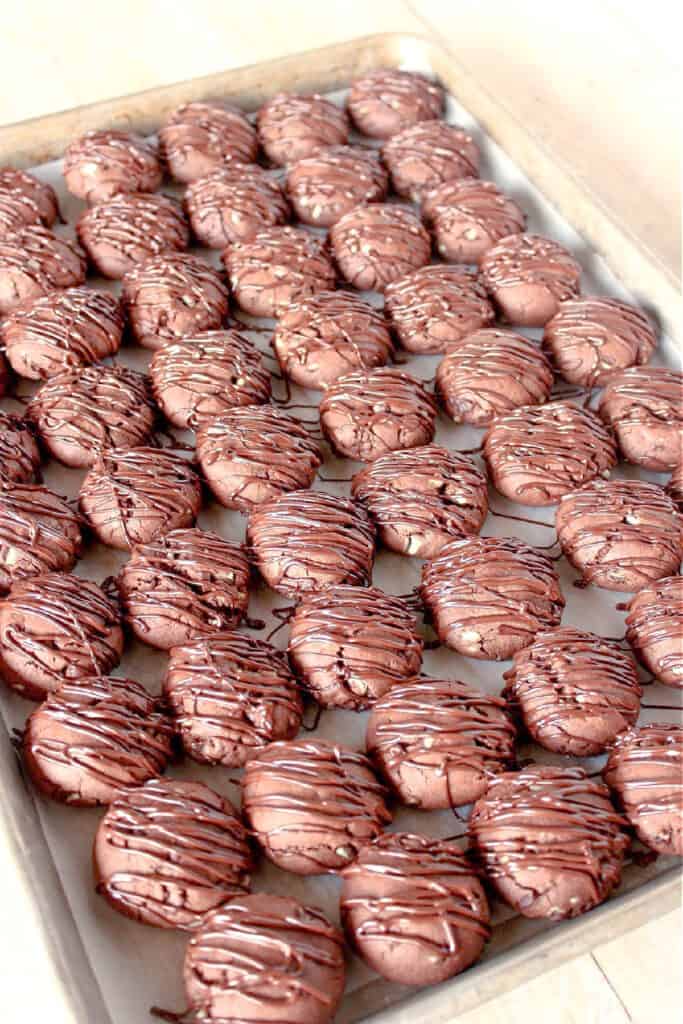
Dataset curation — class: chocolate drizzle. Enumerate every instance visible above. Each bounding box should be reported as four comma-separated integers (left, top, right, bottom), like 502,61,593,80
625,575,682,687
223,225,335,318
603,723,682,856
367,678,516,809
27,364,155,467
272,290,393,390
286,145,388,227
247,488,375,597
0,224,86,315
0,482,83,593
556,478,682,591
420,535,565,660
160,102,258,183
502,626,642,756
23,675,172,805
185,165,290,248
340,832,490,985
118,528,250,650
381,119,479,200
63,129,162,204
469,765,629,919
351,443,488,558
598,366,682,471
150,329,271,430
256,93,350,166
422,178,526,264
384,265,494,354
0,411,41,483
164,631,303,766
483,400,617,506
330,203,431,292
319,366,437,462
0,572,123,700
79,447,202,550
287,584,423,710
242,738,391,873
347,69,444,138
197,405,322,511
435,328,553,425
94,778,253,928
2,287,124,380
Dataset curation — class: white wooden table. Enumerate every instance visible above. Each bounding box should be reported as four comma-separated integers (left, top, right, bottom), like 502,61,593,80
0,2,680,1022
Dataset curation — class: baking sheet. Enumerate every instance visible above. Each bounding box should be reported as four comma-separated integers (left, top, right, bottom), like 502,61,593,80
0,58,681,1024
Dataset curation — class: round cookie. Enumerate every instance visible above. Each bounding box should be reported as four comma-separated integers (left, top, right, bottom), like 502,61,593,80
286,145,388,227
330,203,431,292
351,444,488,559
484,401,617,506
196,405,321,511
223,225,335,318
185,165,290,248
556,478,682,591
23,675,172,805
149,329,270,430
384,265,494,354
287,585,423,710
79,447,202,550
0,572,123,700
0,168,60,229
163,632,303,767
123,252,229,349
0,224,86,316
347,69,444,138
421,535,565,660
94,778,253,928
247,489,375,597
502,627,642,756
159,101,258,183
603,723,682,857
242,738,391,874
117,528,250,650
1,287,124,380
0,482,82,593
63,130,162,204
598,366,683,472
544,296,657,386
182,894,345,1024
367,678,516,809
319,367,437,462
77,192,189,279
481,232,581,326
435,328,553,426
422,178,526,264
340,832,489,986
272,290,393,390
0,412,41,483
381,119,479,201
469,765,629,919
27,364,155,468
256,92,349,165
0,187,46,237
625,576,682,688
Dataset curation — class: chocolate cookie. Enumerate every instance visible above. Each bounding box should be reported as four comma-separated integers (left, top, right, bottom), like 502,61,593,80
481,233,581,326
63,130,162,204
94,778,253,927
484,401,617,506
381,119,479,201
469,765,629,918
159,101,258,183
163,632,303,766
256,93,349,165
330,203,431,292
197,405,321,511
287,585,423,710
149,329,271,430
319,367,437,462
79,447,202,550
556,479,682,591
0,225,86,315
242,738,391,874
347,69,444,138
0,572,123,700
0,168,60,229
247,489,375,597
422,178,526,264
117,528,250,650
598,366,682,471
1,287,124,380
0,412,41,483
625,576,682,688
185,165,290,248
286,145,388,226
272,290,393,390
667,462,683,510
351,444,488,558
367,678,516,809
421,535,565,660
0,482,82,593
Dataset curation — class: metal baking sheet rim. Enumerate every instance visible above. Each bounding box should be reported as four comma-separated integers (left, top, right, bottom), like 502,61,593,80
0,31,680,1024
